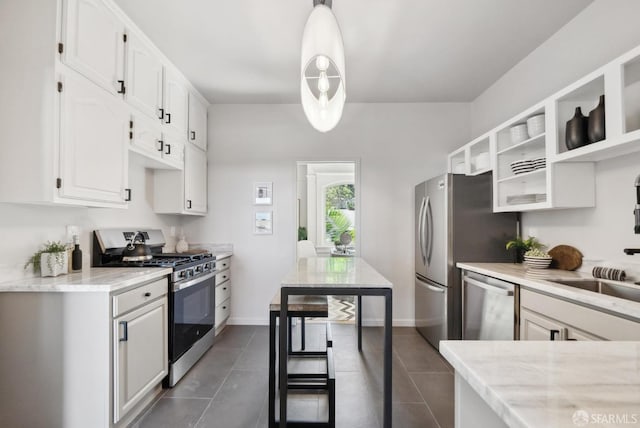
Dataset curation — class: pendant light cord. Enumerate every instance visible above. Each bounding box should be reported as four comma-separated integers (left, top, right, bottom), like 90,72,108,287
313,0,332,8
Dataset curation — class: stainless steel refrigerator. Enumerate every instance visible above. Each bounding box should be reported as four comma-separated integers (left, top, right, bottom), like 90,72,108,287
415,172,517,349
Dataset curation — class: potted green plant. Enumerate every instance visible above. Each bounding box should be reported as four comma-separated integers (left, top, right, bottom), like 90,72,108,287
25,241,69,277
505,236,543,263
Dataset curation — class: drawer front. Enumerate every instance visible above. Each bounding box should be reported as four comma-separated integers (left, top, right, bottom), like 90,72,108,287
215,270,230,286
215,298,231,327
216,257,231,271
113,278,168,317
215,281,231,305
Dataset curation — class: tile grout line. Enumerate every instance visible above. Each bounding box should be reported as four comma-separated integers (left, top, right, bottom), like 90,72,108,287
407,373,444,428
193,328,258,428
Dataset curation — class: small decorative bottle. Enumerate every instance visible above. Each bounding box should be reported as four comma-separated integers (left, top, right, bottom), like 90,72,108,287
587,94,605,144
565,107,588,150
71,235,82,271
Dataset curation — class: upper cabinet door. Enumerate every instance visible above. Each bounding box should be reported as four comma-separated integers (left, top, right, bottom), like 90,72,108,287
184,144,207,213
58,72,129,205
188,93,208,151
62,0,125,96
126,33,164,121
163,68,189,136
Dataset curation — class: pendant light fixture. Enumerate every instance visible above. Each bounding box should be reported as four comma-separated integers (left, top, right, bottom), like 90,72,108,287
300,0,346,133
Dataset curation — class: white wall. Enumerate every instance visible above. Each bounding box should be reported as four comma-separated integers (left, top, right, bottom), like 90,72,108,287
469,0,640,265
182,103,471,325
0,155,183,280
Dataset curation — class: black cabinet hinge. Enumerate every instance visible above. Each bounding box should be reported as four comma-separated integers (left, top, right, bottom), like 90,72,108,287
56,178,62,189
129,120,133,129
58,43,63,54
123,34,127,42
57,82,63,92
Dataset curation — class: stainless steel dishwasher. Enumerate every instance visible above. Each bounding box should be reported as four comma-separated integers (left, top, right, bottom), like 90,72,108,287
462,270,519,340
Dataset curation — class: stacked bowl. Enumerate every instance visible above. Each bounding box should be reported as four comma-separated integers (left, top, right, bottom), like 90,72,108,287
523,255,552,269
532,157,546,170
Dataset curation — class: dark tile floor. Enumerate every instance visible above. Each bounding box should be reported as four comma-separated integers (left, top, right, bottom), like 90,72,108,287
132,324,454,428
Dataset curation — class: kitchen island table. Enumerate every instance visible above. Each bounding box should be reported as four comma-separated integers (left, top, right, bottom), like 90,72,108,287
278,256,393,428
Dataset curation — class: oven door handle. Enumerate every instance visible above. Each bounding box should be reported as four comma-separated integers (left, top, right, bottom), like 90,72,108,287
173,271,216,292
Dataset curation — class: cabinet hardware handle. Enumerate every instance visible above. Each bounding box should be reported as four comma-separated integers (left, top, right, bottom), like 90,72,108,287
158,108,164,120
144,292,151,297
222,306,227,310
190,131,196,140
165,144,171,155
549,329,560,341
117,80,126,94
157,140,164,151
124,188,131,201
187,199,192,209
567,338,577,341
223,287,227,290
119,321,128,342
165,113,171,124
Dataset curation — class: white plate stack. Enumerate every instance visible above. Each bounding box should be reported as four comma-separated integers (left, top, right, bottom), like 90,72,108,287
510,159,535,175
526,114,545,138
523,255,552,269
510,123,529,144
532,157,546,170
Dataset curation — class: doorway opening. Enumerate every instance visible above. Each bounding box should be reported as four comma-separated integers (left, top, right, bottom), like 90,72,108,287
296,160,360,322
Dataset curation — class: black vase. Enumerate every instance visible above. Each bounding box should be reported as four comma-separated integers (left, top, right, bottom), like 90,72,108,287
588,94,606,144
566,107,588,150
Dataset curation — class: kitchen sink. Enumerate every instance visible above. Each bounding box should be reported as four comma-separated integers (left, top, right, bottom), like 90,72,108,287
550,279,640,304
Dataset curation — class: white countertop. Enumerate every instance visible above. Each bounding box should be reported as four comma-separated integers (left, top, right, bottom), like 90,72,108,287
441,340,640,428
458,263,640,320
281,257,392,288
0,267,172,293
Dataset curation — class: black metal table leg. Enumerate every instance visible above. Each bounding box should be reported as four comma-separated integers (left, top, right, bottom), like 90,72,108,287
357,295,362,351
279,289,289,428
383,291,393,428
301,317,306,350
268,310,276,428
288,316,293,354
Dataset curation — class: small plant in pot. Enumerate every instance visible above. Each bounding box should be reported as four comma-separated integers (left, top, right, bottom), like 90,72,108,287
25,241,69,277
505,236,543,264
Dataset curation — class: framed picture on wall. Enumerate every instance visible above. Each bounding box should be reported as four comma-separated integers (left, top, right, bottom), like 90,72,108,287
254,182,273,205
254,211,273,235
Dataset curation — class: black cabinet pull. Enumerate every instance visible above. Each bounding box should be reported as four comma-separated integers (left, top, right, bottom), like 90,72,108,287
124,188,131,201
165,144,171,155
190,131,196,140
186,200,192,209
158,108,164,120
222,306,227,310
119,321,128,342
117,80,125,94
165,113,171,124
157,140,164,151
550,329,560,341
144,292,151,297
223,287,227,290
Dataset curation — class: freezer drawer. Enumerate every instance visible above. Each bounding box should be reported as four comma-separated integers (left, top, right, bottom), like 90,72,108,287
415,276,447,349
462,271,517,340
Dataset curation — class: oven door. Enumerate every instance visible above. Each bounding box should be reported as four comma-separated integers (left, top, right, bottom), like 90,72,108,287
169,271,216,362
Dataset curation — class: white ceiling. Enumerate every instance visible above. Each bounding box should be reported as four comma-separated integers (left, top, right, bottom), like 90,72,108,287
114,0,592,104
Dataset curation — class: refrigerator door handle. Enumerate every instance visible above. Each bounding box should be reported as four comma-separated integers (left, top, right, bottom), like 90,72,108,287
463,276,513,296
425,283,445,293
425,196,433,264
418,197,427,266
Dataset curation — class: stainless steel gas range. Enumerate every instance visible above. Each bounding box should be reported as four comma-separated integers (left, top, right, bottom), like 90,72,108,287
93,228,217,387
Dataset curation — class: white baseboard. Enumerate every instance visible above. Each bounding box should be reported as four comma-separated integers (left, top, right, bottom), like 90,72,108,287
227,317,416,327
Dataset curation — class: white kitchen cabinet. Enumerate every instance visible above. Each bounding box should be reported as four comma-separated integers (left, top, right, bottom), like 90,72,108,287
62,0,125,96
153,143,207,215
188,92,208,151
214,256,232,334
130,114,184,170
163,68,189,136
125,32,164,120
58,71,129,205
113,292,168,423
519,288,640,341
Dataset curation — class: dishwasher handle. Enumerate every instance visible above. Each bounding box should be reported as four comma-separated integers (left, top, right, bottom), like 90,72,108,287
463,275,513,296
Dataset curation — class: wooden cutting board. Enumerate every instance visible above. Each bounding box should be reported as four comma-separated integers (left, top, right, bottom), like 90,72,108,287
548,245,583,271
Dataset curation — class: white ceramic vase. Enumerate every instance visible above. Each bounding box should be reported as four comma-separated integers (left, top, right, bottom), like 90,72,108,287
176,236,189,253
40,251,68,277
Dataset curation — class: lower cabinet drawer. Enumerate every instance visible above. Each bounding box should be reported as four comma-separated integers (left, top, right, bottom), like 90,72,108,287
216,257,231,271
215,298,231,327
215,270,230,285
113,278,168,317
215,281,231,305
